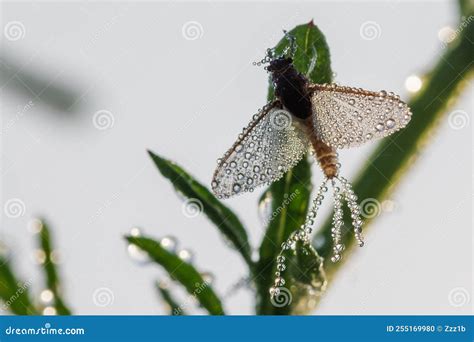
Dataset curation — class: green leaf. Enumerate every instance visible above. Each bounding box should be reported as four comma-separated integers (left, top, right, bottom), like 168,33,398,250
314,5,474,276
268,20,332,101
126,235,225,315
147,150,254,271
37,219,71,315
0,254,37,315
155,281,186,315
256,21,332,315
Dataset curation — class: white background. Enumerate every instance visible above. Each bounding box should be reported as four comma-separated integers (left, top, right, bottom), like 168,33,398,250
0,0,472,315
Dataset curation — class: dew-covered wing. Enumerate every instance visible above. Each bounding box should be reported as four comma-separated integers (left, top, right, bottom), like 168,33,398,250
309,84,412,149
211,101,308,199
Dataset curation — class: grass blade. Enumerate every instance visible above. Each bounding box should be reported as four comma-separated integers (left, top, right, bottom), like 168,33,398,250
0,255,37,315
155,281,186,315
37,219,71,315
148,151,254,271
126,235,224,315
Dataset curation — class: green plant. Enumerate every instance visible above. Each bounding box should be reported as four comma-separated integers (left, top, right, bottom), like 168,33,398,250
123,2,473,315
0,1,471,315
0,219,71,315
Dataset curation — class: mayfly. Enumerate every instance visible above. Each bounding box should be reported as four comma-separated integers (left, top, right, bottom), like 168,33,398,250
211,35,412,294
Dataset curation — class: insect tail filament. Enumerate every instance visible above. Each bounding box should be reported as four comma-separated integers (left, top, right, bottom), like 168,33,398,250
339,176,365,248
270,175,365,299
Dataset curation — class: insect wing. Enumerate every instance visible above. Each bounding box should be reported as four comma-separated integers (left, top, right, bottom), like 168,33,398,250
212,101,308,198
310,84,412,149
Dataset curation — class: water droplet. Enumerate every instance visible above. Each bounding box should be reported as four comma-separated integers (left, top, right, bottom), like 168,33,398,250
235,144,243,152
34,249,47,264
375,123,384,131
160,236,178,252
130,227,142,237
28,218,43,234
233,183,241,193
348,99,355,105
50,250,61,264
200,272,215,285
127,244,149,263
386,118,395,128
331,254,341,263
40,289,54,304
42,306,57,316
274,277,285,286
178,249,194,263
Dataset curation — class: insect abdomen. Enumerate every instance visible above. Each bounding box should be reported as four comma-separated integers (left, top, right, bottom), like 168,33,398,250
300,117,339,179
313,145,339,179
312,136,339,179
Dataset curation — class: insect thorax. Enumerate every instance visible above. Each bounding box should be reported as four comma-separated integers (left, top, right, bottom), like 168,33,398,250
270,61,312,120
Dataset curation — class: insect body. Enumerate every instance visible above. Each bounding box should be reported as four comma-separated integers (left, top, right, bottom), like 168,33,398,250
211,49,412,294
269,57,341,179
